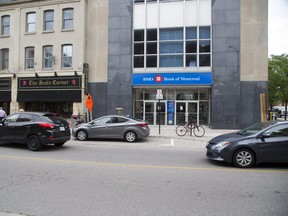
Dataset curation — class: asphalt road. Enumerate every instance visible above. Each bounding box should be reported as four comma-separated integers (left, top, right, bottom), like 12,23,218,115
0,138,287,216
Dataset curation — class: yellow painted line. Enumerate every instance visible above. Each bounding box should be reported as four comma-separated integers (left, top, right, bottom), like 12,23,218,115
0,155,288,174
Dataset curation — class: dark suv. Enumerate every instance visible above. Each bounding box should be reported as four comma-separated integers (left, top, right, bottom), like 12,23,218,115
0,112,71,151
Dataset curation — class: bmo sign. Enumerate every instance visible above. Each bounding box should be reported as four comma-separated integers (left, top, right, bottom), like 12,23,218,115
155,75,163,83
132,72,212,86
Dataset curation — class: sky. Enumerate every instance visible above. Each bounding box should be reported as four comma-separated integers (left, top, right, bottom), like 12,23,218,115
269,0,288,56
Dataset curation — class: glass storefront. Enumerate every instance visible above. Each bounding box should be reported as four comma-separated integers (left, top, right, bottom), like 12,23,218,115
133,88,210,126
23,102,73,118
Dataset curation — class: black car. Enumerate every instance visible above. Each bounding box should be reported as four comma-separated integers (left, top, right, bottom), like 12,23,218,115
206,121,288,168
0,112,71,151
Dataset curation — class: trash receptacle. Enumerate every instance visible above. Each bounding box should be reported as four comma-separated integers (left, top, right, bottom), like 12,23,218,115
116,107,123,115
269,112,277,121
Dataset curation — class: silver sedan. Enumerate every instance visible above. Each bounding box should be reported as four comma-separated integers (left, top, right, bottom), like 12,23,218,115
72,115,150,142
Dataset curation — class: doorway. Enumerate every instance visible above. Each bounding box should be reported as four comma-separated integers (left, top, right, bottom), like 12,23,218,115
143,100,199,126
144,101,166,125
175,101,199,125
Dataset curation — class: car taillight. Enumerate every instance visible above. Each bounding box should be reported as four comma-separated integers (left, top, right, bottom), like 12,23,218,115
38,122,55,129
138,123,148,128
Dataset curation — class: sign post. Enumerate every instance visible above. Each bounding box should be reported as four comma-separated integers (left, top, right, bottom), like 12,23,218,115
85,93,93,122
156,89,163,135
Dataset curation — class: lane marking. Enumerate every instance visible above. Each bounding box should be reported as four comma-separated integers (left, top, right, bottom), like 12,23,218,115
1,155,288,173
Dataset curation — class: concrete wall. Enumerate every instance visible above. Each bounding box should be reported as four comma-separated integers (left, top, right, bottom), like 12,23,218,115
107,0,133,116
211,0,268,129
211,0,241,129
86,0,109,118
239,0,268,128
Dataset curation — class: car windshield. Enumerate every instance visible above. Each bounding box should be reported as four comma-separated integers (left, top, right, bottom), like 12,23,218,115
237,122,276,136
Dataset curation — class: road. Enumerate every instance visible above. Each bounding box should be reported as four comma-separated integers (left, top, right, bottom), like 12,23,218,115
0,138,288,216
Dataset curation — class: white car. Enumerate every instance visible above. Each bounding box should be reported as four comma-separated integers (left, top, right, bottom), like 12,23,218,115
273,106,287,118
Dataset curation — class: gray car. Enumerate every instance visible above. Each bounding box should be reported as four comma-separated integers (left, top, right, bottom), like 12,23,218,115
206,121,288,168
72,115,150,142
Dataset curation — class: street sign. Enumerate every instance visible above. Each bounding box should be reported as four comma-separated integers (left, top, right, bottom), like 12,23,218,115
156,89,163,100
85,93,93,112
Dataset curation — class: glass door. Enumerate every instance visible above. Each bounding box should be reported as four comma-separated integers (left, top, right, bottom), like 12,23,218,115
187,102,199,125
175,101,199,125
176,102,186,125
144,101,166,126
156,101,166,126
144,101,155,125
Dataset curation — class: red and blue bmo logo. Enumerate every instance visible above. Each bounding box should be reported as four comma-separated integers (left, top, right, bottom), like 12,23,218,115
132,72,212,86
155,75,163,83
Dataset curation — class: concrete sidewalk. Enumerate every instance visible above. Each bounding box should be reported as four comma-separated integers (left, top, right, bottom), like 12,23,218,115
149,125,237,143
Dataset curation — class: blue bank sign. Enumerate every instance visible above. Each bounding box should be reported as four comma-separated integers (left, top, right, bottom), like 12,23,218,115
132,72,212,86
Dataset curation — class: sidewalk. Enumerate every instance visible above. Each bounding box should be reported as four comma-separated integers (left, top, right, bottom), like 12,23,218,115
149,125,237,144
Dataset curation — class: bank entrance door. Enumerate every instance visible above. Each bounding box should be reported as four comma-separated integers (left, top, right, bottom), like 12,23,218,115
144,101,166,125
175,101,199,125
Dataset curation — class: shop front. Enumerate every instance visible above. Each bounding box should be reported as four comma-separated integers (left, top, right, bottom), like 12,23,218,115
0,78,11,115
132,72,212,126
17,76,82,118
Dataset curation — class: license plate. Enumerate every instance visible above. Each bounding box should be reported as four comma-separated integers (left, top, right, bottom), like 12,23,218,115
60,127,65,131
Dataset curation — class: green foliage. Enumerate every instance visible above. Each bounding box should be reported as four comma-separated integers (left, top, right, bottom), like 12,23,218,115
268,54,288,109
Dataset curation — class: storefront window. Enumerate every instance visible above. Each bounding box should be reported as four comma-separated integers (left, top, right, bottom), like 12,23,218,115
134,101,143,120
176,89,198,100
134,89,144,100
199,89,209,100
144,89,156,100
133,88,210,125
199,101,209,125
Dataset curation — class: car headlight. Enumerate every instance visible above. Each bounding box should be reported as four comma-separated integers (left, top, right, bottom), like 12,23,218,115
215,141,231,149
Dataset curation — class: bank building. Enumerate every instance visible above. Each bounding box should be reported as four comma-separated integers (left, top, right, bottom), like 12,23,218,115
0,0,268,129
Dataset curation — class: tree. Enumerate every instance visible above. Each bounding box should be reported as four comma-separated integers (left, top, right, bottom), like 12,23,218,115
268,54,288,120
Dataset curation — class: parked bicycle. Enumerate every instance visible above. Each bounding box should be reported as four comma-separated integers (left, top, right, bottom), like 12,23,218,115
176,120,205,137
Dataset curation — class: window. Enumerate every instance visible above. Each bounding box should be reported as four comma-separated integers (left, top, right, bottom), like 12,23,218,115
62,45,72,68
133,30,144,68
146,29,157,67
17,114,32,122
25,47,35,69
93,117,111,125
199,26,211,66
0,48,9,70
5,114,19,123
44,10,54,31
266,125,288,137
26,12,36,33
186,27,197,67
159,28,183,67
133,25,211,69
63,8,73,30
43,46,53,69
1,15,10,36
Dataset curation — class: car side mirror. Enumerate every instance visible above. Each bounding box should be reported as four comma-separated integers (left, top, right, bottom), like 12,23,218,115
258,132,271,139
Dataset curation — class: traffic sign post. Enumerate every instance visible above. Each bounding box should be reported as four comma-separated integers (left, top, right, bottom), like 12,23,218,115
156,89,163,134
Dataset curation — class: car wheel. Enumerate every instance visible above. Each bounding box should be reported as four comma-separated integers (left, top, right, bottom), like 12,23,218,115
54,142,65,147
77,130,88,141
233,148,255,168
27,135,42,151
125,131,137,142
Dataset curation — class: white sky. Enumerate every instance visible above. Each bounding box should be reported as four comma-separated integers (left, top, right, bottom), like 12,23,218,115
269,0,288,56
